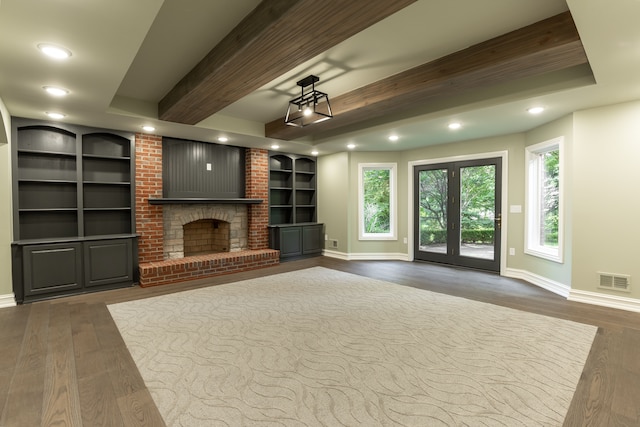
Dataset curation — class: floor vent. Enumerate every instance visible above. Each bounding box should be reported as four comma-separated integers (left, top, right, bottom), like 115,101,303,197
598,272,631,292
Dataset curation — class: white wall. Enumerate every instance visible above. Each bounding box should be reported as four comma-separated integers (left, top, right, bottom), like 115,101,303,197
317,152,351,254
518,115,574,287
572,100,640,300
0,97,14,300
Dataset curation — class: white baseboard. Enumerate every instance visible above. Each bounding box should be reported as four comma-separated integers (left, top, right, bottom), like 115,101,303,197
503,268,571,298
568,289,640,313
322,249,350,260
0,293,16,308
322,250,409,261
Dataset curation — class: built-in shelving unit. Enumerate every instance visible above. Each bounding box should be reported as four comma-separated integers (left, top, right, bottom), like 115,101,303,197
82,133,132,237
268,152,322,258
269,154,294,225
15,126,79,240
268,153,318,225
11,119,137,303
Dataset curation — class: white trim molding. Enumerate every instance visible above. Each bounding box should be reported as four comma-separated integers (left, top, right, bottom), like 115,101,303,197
322,250,409,261
322,250,350,260
503,268,571,298
0,293,17,308
569,289,640,313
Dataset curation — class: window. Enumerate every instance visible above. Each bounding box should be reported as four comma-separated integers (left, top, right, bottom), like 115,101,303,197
525,137,563,262
359,163,397,240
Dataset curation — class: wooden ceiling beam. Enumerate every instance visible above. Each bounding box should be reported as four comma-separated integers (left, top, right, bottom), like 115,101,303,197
265,11,589,140
158,0,416,124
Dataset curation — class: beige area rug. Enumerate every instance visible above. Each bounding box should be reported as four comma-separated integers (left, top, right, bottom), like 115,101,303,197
108,267,596,426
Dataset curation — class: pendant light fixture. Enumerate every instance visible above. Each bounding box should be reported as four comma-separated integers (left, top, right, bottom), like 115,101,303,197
285,75,332,127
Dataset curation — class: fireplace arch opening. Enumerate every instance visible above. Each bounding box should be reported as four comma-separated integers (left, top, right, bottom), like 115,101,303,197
162,204,248,259
183,219,230,257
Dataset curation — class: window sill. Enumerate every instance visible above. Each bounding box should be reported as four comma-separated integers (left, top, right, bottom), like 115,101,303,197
525,247,563,263
359,234,397,241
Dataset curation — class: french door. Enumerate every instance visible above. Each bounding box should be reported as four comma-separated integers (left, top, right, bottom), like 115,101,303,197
413,158,502,271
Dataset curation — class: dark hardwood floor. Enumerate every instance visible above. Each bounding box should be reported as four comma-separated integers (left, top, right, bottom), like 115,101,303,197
1,257,639,426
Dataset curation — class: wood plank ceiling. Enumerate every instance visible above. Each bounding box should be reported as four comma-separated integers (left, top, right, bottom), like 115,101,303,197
158,2,589,142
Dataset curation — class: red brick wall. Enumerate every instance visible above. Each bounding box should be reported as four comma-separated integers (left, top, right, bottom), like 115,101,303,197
135,133,164,263
245,148,270,249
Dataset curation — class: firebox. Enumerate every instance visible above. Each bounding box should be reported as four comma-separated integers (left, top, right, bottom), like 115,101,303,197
183,219,230,256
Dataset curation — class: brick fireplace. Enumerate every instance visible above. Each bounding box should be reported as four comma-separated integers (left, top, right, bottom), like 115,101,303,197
134,134,279,287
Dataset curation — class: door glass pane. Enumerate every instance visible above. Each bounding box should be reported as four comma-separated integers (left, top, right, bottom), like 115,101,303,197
418,169,448,254
459,165,495,260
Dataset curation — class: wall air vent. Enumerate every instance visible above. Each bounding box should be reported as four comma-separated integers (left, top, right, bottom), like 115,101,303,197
598,272,631,292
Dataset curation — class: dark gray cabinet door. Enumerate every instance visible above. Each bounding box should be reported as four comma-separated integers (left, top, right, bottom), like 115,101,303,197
23,242,83,297
279,227,303,257
302,224,323,255
269,224,324,259
83,239,133,287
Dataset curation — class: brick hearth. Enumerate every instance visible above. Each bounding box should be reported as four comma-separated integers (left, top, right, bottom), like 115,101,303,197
138,249,279,287
134,133,278,286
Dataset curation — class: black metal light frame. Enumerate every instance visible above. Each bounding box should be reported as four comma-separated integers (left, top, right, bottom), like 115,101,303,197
285,75,333,127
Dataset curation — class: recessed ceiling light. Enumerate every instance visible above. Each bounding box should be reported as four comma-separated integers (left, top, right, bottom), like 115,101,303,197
46,112,66,119
527,106,545,115
271,144,280,149
448,122,462,130
141,125,155,132
43,86,69,97
217,136,228,143
311,150,319,156
38,43,72,59
347,143,356,149
388,135,399,142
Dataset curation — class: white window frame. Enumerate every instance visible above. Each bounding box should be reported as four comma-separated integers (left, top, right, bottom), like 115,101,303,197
358,163,397,240
525,137,564,263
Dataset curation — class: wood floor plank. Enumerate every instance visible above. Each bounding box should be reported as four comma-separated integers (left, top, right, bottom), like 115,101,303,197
70,303,104,379
41,302,83,426
71,303,126,426
90,303,166,425
0,305,31,417
90,304,147,398
609,328,640,423
116,389,167,427
563,328,617,426
1,302,49,427
77,374,126,427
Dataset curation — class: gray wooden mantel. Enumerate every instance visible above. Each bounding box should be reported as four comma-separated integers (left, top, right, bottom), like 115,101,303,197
147,198,263,205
